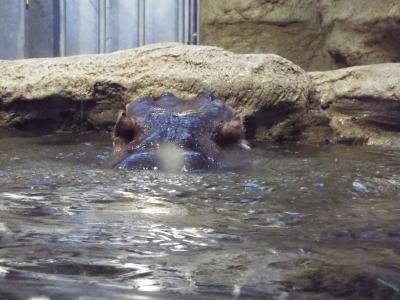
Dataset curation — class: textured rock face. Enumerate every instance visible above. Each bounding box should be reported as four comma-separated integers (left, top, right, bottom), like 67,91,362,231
310,63,400,147
2,43,400,148
0,43,311,138
200,0,400,71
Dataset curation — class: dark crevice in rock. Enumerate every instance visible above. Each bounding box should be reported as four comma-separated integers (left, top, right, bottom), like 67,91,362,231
331,97,400,132
337,136,370,146
295,267,400,300
362,118,400,132
3,96,96,133
380,26,400,62
244,104,298,139
328,49,350,68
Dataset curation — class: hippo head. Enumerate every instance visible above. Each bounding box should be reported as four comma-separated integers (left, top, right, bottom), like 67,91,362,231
106,91,249,171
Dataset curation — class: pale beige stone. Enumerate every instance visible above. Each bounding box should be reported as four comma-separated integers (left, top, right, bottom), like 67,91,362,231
0,43,311,134
310,63,400,147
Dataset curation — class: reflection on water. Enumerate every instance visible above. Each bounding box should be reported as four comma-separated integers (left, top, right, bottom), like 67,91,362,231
0,131,400,299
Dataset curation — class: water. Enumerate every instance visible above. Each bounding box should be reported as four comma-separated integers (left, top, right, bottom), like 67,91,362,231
0,131,399,299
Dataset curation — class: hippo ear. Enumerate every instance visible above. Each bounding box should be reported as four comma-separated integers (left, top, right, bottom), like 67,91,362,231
113,111,142,147
212,117,250,150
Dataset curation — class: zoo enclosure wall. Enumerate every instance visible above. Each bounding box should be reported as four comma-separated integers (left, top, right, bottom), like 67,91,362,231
0,0,198,59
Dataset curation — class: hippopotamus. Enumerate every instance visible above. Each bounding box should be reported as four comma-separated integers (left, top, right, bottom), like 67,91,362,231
106,91,249,171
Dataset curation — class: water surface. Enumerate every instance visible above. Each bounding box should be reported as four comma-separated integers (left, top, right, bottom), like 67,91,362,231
0,131,399,299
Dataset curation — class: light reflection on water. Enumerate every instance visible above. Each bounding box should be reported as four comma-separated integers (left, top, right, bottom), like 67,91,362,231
0,132,399,299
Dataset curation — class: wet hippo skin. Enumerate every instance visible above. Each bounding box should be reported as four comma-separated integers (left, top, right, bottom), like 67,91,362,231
106,91,249,171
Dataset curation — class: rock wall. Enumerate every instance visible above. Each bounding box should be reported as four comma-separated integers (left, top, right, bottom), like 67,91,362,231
0,43,311,137
310,63,400,147
200,0,400,71
1,43,400,148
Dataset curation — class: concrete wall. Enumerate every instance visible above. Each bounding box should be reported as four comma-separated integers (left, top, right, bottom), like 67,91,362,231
0,0,25,59
145,0,181,44
25,0,59,58
106,0,140,52
65,0,100,55
199,0,400,71
0,0,196,59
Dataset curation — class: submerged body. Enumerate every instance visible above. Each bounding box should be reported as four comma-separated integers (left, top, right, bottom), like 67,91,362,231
106,91,249,171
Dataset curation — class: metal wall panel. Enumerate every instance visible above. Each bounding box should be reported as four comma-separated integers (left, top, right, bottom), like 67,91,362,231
25,0,59,58
0,0,198,59
144,0,180,44
106,0,140,52
64,0,100,56
0,0,25,60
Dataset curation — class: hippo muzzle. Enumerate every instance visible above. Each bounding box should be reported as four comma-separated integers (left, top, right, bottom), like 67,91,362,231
106,91,249,171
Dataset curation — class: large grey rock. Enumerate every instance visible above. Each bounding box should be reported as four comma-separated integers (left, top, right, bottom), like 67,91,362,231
0,43,311,136
310,63,400,147
200,0,400,71
2,43,400,148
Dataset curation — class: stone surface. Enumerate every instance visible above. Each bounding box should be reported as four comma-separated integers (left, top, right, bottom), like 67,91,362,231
310,63,400,147
2,43,400,148
200,0,400,71
0,43,311,138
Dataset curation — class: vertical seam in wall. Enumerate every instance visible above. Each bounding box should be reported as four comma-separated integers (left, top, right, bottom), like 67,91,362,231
53,0,60,56
22,0,27,58
187,0,198,44
188,0,192,44
177,0,183,43
183,0,190,44
138,0,145,46
105,0,110,52
194,0,199,44
59,0,66,56
99,0,107,53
